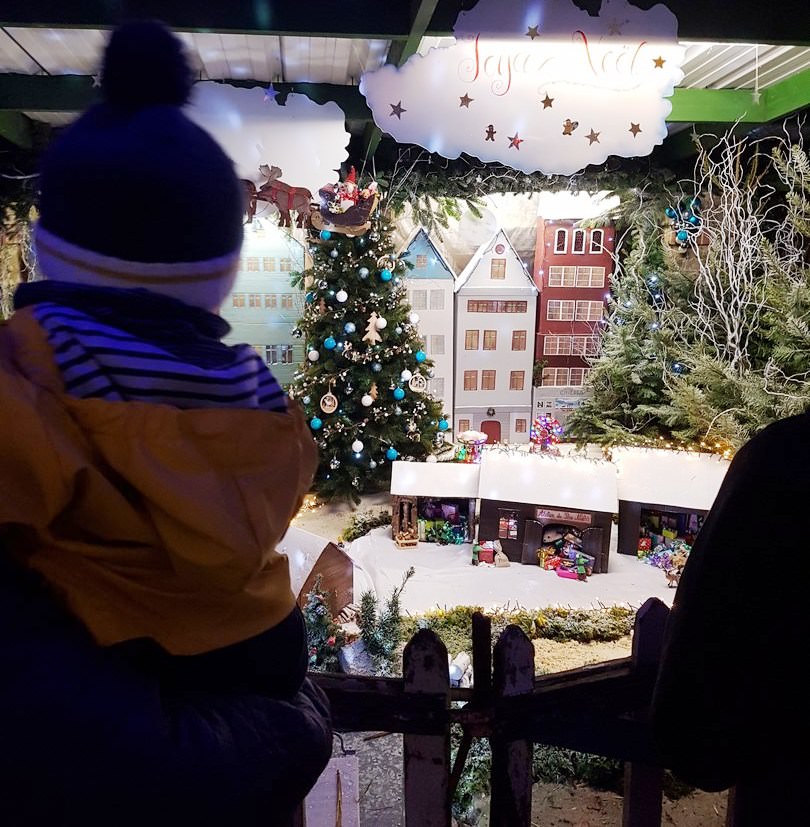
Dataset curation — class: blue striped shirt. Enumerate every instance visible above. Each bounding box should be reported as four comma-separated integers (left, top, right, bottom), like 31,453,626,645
15,282,287,412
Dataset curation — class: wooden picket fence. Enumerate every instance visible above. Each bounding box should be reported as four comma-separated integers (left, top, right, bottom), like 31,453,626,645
296,597,743,826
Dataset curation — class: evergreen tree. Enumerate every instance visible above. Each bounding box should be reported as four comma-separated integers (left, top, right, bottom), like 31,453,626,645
289,213,447,504
302,575,345,673
569,128,810,454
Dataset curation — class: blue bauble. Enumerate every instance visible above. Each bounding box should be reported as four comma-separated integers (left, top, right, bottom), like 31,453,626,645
415,350,427,363
323,336,337,350
310,417,323,430
358,267,369,279
372,362,382,373
676,229,689,243
344,322,356,334
688,215,701,226
380,268,393,282
319,229,332,240
305,291,315,304
386,447,399,461
438,418,449,432
393,387,405,400
665,206,678,219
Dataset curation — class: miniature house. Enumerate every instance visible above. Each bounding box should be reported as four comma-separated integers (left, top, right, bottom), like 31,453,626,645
390,461,480,546
531,218,614,425
612,447,730,557
476,451,618,572
221,223,306,388
454,229,537,444
399,227,456,420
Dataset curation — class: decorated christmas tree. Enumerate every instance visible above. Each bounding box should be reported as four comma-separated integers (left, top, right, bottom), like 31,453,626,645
289,211,447,503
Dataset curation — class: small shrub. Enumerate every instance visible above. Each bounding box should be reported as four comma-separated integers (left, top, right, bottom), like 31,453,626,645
339,508,392,542
358,566,415,675
302,574,345,672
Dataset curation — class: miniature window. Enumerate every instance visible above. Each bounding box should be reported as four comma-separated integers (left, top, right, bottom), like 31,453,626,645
416,254,429,268
498,509,520,540
458,418,471,432
410,290,427,310
502,301,527,313
548,266,576,287
542,368,570,386
464,330,479,350
554,228,567,253
569,367,591,386
590,229,604,254
483,330,497,350
515,418,527,433
575,300,604,322
572,229,586,254
279,257,292,272
281,294,294,310
547,300,575,321
511,330,527,350
509,370,525,391
544,335,571,356
481,370,496,390
232,293,246,307
575,266,606,288
571,335,598,355
264,294,277,308
463,370,478,391
429,289,445,310
429,377,445,397
490,258,506,279
249,293,261,307
246,256,260,271
262,257,276,271
430,334,445,355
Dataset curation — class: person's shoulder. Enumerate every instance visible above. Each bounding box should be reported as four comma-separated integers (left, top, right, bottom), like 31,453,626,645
736,413,810,464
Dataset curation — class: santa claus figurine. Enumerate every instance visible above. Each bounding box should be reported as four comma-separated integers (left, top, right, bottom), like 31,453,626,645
338,166,360,211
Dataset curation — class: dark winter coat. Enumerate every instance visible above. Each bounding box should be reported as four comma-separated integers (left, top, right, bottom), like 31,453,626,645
651,413,810,819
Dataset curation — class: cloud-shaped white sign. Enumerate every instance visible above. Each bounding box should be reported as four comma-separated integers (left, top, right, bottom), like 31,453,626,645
360,0,685,175
186,82,350,194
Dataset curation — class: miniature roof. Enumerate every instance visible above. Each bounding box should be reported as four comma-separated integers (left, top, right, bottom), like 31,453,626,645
611,447,730,511
478,451,618,513
390,460,481,498
400,226,456,280
454,228,537,294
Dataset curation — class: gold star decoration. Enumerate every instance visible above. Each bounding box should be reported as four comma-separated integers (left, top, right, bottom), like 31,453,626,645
653,56,666,69
562,119,578,136
389,101,406,118
541,92,554,109
508,133,524,150
526,25,540,40
586,128,601,145
629,122,642,137
459,93,474,108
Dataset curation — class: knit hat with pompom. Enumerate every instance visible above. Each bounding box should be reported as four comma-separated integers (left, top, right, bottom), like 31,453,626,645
34,20,244,311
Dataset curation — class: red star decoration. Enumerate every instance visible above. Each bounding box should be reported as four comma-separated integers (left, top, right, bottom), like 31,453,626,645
508,133,524,149
389,101,407,118
459,93,473,108
629,122,642,137
653,56,666,68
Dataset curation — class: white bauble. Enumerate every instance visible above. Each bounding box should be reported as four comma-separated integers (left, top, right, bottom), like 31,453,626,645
400,369,413,382
409,312,420,325
336,289,348,303
351,439,364,453
361,394,374,407
375,316,388,330
307,349,320,362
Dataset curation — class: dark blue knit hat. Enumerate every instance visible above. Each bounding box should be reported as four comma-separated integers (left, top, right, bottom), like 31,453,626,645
35,20,245,310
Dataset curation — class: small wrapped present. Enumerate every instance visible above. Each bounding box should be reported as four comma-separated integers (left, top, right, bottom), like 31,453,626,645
638,537,652,552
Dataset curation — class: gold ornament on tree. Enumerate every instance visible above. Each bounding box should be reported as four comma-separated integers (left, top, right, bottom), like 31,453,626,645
362,312,382,345
320,380,338,414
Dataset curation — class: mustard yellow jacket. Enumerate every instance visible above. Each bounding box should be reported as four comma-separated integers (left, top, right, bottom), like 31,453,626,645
0,307,318,654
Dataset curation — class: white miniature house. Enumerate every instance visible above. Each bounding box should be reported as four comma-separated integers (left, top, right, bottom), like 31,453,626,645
454,229,538,444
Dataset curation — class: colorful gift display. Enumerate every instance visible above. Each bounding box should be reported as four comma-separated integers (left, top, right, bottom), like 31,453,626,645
456,430,488,464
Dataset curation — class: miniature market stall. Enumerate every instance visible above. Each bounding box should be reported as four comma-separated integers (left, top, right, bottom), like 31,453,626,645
390,461,480,547
476,451,618,573
612,447,730,574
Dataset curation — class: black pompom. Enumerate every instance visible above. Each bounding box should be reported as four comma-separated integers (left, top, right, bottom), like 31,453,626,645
101,20,193,108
